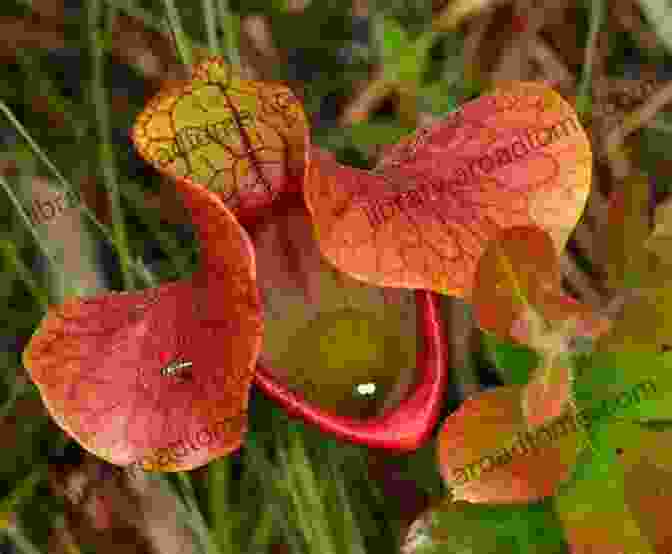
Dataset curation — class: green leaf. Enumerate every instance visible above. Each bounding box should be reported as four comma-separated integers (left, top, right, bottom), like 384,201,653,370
402,497,568,553
554,416,672,553
418,82,460,116
346,121,414,153
552,348,672,552
554,437,656,554
573,350,672,422
373,15,434,87
315,121,414,158
373,16,409,67
481,331,540,385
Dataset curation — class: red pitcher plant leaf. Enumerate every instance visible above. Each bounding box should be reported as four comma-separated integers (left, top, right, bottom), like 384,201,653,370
22,175,263,471
249,195,447,450
253,199,419,418
303,81,592,299
254,286,444,451
130,56,447,451
131,56,309,226
437,384,580,504
134,56,444,454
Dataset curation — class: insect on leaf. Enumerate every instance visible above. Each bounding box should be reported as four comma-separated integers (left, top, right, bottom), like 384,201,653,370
23,177,263,472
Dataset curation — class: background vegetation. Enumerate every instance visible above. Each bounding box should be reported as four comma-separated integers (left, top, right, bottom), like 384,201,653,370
1,0,672,552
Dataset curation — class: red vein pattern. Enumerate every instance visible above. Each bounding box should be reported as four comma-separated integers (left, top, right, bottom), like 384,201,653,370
304,81,591,299
23,176,263,471
132,57,309,223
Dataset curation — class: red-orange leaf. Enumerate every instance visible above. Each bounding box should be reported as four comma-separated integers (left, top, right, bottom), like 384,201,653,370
22,176,263,471
132,57,309,225
522,360,574,428
472,225,611,426
437,385,579,503
473,225,611,350
304,81,591,298
472,225,561,344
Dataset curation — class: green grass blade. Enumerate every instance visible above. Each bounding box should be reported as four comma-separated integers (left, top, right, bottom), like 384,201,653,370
104,0,166,33
0,240,49,311
161,0,194,66
244,434,304,553
216,0,240,66
0,102,153,288
202,0,222,56
0,466,48,529
575,0,604,116
3,525,43,554
87,0,135,291
0,174,57,274
282,427,338,554
208,458,236,553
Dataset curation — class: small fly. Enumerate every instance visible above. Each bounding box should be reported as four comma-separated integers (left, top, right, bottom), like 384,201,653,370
160,360,193,381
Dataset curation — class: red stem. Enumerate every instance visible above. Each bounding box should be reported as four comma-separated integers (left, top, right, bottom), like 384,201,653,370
253,290,447,451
